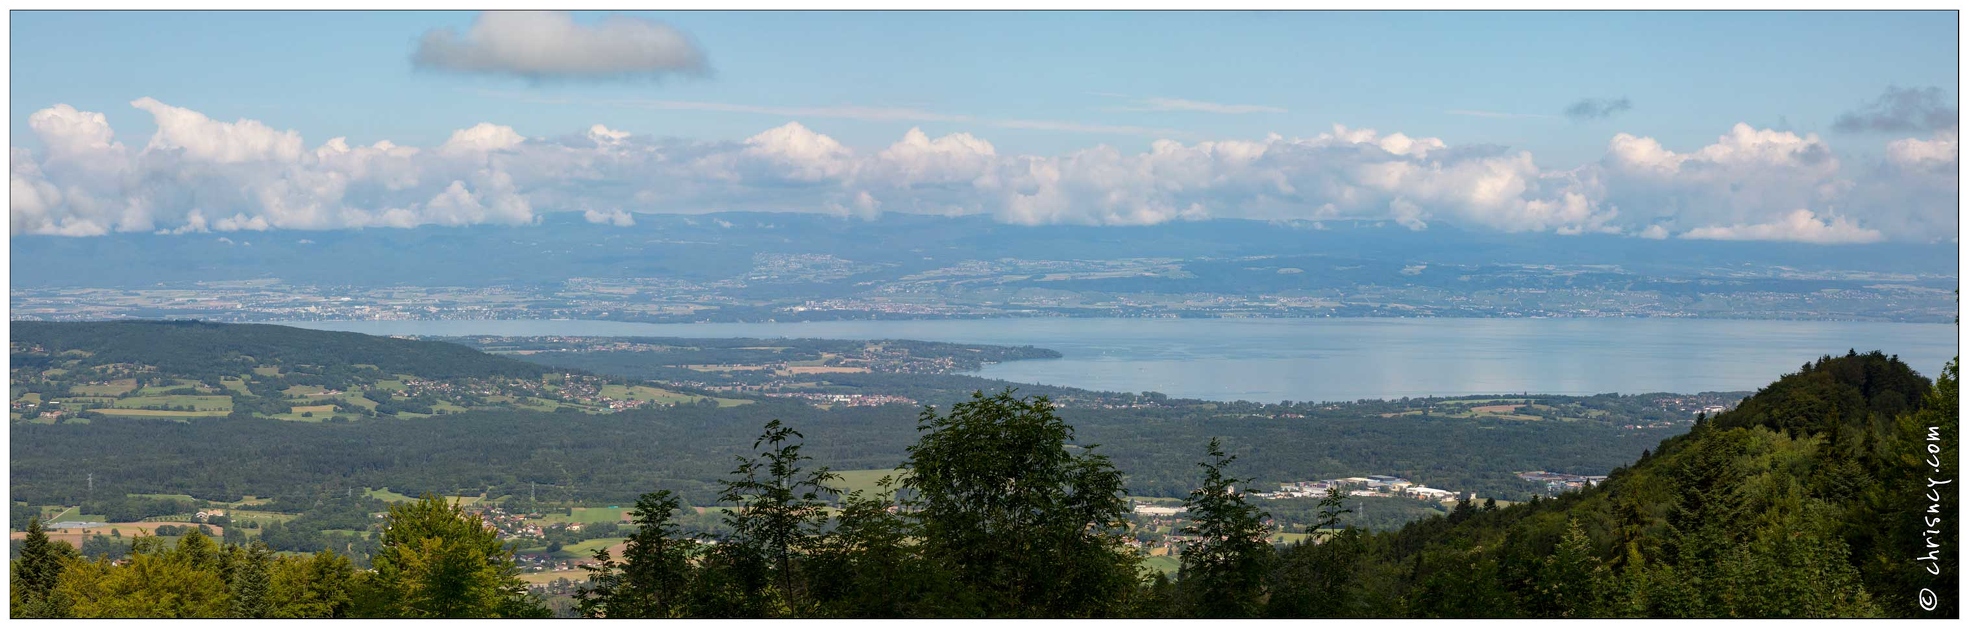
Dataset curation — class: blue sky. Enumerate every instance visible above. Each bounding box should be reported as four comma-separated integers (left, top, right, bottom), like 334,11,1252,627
9,11,1960,242
12,11,1956,161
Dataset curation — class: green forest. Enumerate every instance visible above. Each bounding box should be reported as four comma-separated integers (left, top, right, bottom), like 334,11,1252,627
10,349,1959,618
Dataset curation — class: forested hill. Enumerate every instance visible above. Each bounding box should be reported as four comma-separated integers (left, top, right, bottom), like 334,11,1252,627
10,321,755,423
1294,351,1958,618
11,320,545,380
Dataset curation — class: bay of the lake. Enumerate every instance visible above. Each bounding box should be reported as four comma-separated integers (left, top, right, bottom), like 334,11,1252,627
284,317,1958,404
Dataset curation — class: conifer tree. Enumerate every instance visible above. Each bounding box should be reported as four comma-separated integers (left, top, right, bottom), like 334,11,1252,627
10,516,75,618
1176,438,1272,617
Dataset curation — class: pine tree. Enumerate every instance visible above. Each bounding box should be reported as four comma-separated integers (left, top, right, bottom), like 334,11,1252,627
1535,518,1606,618
1176,438,1272,618
10,516,76,618
229,543,274,618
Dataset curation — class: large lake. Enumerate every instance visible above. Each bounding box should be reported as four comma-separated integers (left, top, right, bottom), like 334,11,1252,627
285,318,1958,404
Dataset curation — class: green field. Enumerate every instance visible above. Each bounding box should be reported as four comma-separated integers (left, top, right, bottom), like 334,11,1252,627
597,384,752,408
538,506,633,525
275,405,342,422
95,408,229,419
558,537,625,558
828,468,909,497
70,381,138,396
127,493,199,502
111,395,233,411
517,570,589,585
364,488,415,503
1142,555,1180,575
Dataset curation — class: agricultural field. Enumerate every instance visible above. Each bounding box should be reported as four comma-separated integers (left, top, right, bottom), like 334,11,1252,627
69,380,138,396
536,506,635,525
828,468,910,497
364,488,415,503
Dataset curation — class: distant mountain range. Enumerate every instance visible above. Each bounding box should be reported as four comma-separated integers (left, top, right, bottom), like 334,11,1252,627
10,212,1957,289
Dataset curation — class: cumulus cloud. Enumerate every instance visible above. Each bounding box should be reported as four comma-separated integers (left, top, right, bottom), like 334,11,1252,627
1833,86,1957,133
1680,209,1885,244
132,97,304,163
440,123,527,154
583,208,635,226
8,99,1953,243
414,11,708,80
1565,97,1633,121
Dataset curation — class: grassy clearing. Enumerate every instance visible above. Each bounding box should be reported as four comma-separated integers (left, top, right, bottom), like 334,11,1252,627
1142,555,1180,575
516,570,589,585
274,405,341,422
538,507,633,525
220,377,251,394
364,488,415,503
252,366,282,377
112,395,232,411
828,469,908,497
225,510,301,527
127,493,199,502
70,380,138,396
95,408,227,419
557,537,626,559
599,384,691,403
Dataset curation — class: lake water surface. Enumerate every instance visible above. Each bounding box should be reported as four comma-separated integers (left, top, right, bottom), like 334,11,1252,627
285,318,1958,403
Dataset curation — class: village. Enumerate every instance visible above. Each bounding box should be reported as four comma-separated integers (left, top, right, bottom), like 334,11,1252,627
1250,475,1470,504
1514,471,1610,494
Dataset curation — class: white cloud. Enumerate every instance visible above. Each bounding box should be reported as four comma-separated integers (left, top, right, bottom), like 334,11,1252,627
7,100,1954,243
720,122,855,183
413,11,707,80
131,97,303,163
586,124,630,146
1887,129,1957,168
441,123,527,154
1680,209,1885,244
583,208,635,226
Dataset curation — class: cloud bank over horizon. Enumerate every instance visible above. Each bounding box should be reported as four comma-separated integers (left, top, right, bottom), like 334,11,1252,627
9,97,1956,244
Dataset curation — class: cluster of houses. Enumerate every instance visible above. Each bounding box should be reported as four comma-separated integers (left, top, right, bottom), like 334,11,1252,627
1251,475,1468,504
1515,471,1609,494
764,392,918,408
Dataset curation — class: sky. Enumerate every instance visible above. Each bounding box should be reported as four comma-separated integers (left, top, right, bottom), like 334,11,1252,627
8,10,1961,243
